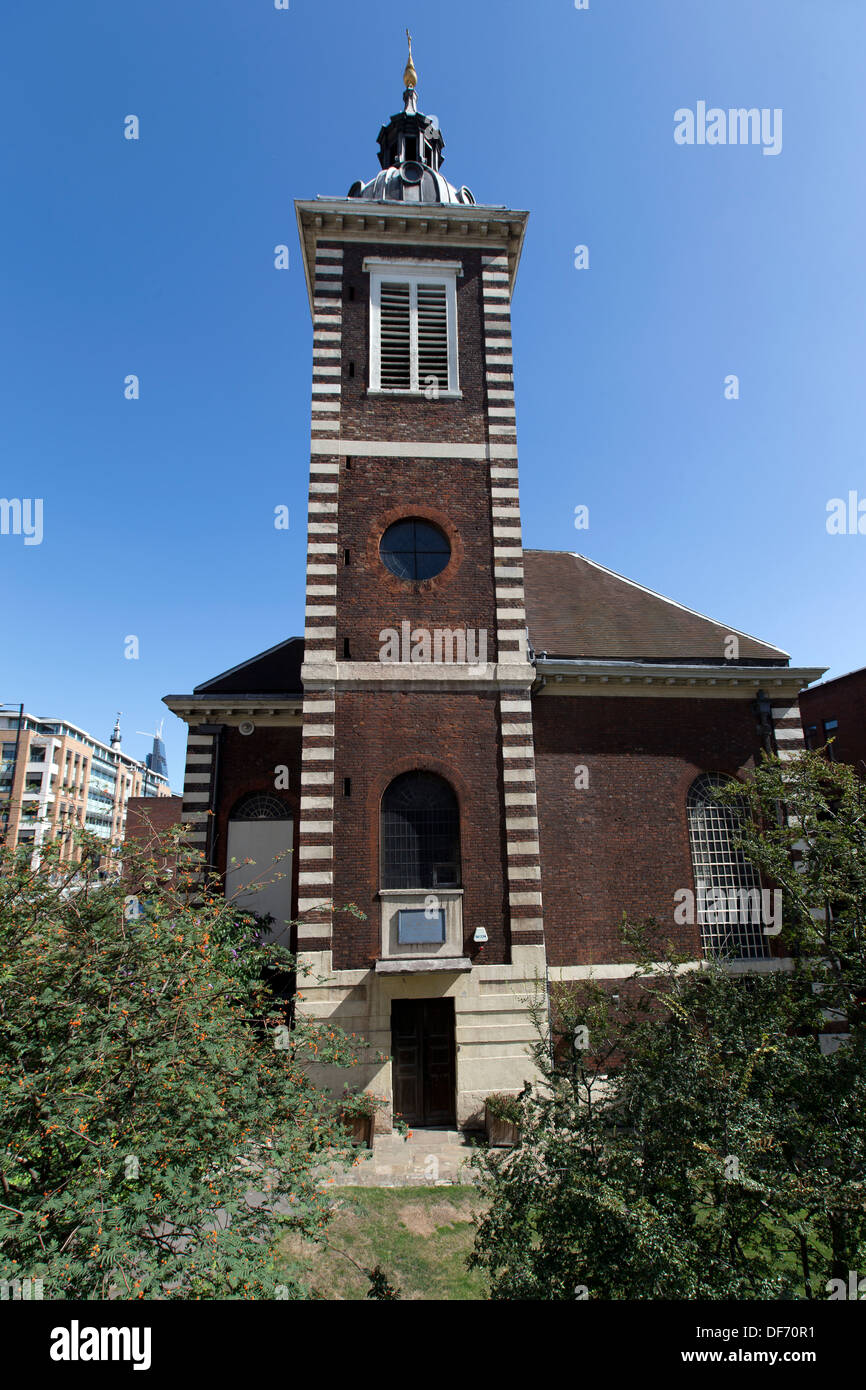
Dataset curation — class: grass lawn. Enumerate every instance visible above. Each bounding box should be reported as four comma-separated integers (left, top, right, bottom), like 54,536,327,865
277,1186,489,1300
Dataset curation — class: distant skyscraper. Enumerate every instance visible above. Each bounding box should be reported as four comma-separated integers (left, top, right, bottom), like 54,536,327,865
145,733,169,781
141,720,169,781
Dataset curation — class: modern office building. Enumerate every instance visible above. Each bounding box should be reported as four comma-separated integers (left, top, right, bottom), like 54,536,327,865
0,707,172,862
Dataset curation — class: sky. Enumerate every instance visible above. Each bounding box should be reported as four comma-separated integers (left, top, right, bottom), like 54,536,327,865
2,0,864,792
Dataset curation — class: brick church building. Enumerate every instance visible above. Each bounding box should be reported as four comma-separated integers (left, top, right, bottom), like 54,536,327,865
163,48,823,1131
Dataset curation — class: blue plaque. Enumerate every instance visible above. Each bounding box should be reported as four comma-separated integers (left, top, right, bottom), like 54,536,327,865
397,908,446,944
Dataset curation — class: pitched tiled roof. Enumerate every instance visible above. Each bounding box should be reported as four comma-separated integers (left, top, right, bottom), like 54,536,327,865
522,552,789,664
193,638,304,695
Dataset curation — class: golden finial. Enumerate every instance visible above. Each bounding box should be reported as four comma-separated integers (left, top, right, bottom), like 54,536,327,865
403,29,418,91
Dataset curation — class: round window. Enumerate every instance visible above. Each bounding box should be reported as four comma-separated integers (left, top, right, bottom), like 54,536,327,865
379,519,451,581
400,161,424,185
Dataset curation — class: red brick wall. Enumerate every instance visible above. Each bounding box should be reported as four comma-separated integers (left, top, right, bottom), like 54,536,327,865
339,243,489,439
331,242,499,663
317,238,511,966
533,695,767,966
330,689,510,970
335,467,499,663
800,670,866,772
123,795,184,889
125,795,184,845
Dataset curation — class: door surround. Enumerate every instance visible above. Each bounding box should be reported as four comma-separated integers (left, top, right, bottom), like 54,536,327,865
391,997,457,1128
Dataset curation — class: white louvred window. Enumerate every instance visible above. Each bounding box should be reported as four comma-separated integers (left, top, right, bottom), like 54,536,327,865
416,284,449,386
379,282,412,390
368,262,460,394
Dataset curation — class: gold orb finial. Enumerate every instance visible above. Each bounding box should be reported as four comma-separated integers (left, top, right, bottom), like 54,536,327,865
403,29,418,90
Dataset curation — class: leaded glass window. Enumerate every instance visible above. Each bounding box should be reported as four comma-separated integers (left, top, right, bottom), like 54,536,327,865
230,793,291,821
381,771,461,889
379,519,450,581
687,773,768,960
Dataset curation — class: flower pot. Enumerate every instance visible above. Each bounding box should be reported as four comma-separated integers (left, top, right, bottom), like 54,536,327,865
342,1112,373,1148
485,1106,519,1148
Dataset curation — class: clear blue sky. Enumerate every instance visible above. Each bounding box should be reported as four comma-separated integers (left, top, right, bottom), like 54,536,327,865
2,0,864,791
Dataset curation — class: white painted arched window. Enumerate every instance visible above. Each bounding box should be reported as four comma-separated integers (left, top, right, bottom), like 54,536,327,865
686,774,768,960
226,793,293,945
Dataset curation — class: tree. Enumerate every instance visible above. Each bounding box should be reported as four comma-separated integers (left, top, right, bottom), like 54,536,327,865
0,826,376,1300
470,753,866,1299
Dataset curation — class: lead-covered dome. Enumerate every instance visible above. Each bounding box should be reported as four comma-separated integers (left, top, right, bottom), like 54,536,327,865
348,36,476,206
349,164,475,206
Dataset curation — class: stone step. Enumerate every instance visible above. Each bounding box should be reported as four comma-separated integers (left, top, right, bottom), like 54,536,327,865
311,1128,486,1188
375,1128,477,1147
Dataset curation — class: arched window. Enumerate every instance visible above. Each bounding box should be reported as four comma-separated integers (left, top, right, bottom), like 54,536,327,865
381,771,460,889
226,792,293,943
230,793,291,821
686,773,768,960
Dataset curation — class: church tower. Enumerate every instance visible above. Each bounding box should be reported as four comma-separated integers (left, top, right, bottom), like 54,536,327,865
293,39,545,1127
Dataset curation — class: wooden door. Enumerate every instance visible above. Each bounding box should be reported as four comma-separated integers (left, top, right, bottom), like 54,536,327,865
391,999,456,1127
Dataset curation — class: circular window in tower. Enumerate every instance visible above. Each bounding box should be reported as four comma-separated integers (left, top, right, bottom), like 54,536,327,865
380,518,451,581
400,160,424,185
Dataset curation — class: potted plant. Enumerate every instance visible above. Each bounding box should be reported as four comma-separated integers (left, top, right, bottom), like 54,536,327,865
484,1091,522,1147
338,1088,383,1148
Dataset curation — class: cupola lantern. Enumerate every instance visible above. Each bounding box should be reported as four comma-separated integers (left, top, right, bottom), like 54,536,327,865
348,34,476,205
